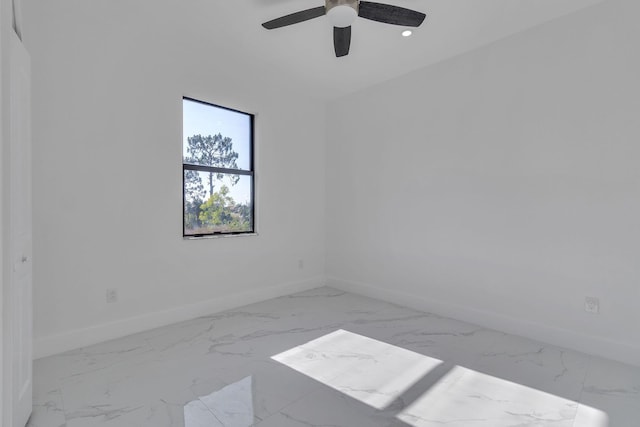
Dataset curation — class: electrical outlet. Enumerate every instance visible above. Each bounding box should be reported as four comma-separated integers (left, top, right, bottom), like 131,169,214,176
585,296,599,314
106,288,118,304
298,259,304,269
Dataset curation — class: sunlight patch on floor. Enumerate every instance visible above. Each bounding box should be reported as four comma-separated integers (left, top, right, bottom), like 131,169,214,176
396,365,610,426
272,329,609,427
271,329,443,410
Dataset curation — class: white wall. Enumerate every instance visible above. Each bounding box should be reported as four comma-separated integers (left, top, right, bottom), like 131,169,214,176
327,0,640,366
23,0,326,358
23,0,640,365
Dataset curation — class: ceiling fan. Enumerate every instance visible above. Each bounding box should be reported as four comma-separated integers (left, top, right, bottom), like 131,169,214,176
262,0,426,58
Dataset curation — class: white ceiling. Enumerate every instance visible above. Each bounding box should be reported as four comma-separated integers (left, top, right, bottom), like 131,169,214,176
185,0,605,99
27,0,605,101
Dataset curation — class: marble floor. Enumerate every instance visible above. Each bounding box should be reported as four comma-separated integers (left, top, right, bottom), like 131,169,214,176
28,287,640,427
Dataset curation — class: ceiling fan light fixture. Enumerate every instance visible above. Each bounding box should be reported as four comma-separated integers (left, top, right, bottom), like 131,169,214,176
327,5,357,28
262,0,427,57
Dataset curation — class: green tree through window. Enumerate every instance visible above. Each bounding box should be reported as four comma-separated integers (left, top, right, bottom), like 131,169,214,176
183,98,254,236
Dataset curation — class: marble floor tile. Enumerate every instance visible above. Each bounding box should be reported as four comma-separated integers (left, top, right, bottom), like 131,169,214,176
347,309,504,367
184,398,224,427
59,356,199,417
255,386,407,427
197,376,255,426
396,364,578,427
29,286,640,427
573,404,611,427
144,309,285,355
33,332,159,394
143,317,222,353
473,333,591,401
26,389,66,427
241,287,360,317
574,356,640,427
64,397,189,427
203,320,344,365
195,359,323,424
272,329,443,410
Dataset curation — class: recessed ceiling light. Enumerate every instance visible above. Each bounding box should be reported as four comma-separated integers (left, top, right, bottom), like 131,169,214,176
402,30,413,37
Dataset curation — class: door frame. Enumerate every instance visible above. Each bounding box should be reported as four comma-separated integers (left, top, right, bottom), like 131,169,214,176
0,0,12,420
1,0,10,420
1,0,33,424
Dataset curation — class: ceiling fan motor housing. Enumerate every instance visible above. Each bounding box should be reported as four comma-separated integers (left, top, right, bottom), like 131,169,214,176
326,0,358,27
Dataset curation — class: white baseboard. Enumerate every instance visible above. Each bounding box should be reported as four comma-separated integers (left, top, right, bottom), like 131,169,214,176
34,275,325,359
327,276,640,368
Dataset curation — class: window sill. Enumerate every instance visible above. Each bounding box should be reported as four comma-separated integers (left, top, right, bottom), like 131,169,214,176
183,233,259,241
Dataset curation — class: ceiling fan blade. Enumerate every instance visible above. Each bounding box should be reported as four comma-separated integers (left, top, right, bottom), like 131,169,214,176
358,1,426,27
333,26,351,57
262,6,326,29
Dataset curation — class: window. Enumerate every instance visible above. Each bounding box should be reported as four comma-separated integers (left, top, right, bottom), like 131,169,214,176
182,97,255,237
